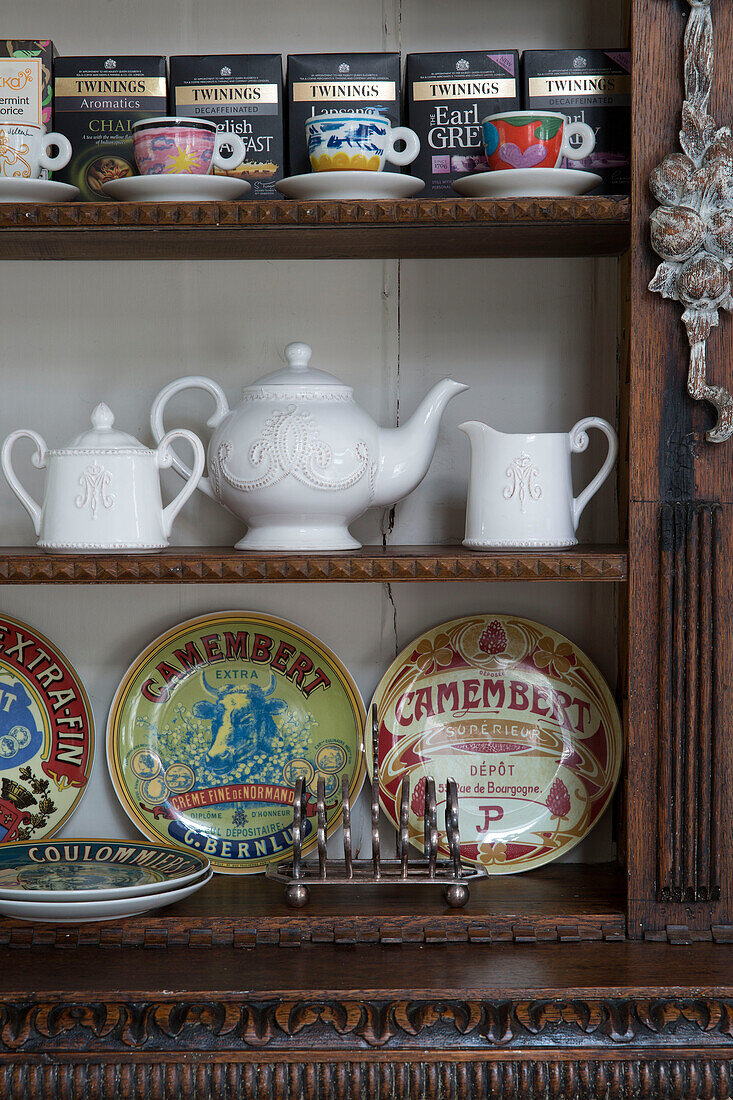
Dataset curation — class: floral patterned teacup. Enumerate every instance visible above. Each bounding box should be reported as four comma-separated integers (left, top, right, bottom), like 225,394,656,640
481,111,595,172
132,117,245,176
0,124,71,179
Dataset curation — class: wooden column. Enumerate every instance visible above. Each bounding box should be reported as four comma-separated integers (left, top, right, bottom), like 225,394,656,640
628,0,733,935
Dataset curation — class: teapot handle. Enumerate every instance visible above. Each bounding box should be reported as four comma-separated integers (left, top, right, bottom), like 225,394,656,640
156,429,207,538
1,430,49,536
150,376,230,502
569,417,618,531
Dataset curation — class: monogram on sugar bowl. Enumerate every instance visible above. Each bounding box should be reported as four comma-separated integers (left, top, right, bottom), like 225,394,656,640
151,341,467,551
460,416,618,549
1,403,205,552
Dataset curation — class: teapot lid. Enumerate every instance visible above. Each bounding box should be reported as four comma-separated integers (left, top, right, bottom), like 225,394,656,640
68,403,148,450
249,342,352,391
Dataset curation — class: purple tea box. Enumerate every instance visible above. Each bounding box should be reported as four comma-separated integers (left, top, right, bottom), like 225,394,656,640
521,49,631,194
0,40,56,130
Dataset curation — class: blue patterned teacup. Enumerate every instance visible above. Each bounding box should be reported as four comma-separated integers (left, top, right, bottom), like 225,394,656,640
305,113,420,173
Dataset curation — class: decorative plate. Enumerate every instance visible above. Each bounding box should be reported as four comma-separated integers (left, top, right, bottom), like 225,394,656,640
0,614,93,844
368,614,622,875
0,839,209,901
0,868,213,924
107,613,366,873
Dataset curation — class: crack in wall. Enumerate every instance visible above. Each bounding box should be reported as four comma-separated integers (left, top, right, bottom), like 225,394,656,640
385,581,399,659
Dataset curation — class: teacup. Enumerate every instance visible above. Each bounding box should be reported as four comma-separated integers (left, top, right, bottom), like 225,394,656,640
0,124,72,179
132,117,246,176
481,111,595,172
306,113,420,173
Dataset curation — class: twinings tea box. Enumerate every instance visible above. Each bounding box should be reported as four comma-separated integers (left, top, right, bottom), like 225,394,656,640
53,56,166,200
522,50,631,194
406,51,519,196
0,41,56,130
287,53,401,175
169,55,283,199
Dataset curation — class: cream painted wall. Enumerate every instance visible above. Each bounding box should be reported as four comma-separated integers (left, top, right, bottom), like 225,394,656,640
3,0,625,865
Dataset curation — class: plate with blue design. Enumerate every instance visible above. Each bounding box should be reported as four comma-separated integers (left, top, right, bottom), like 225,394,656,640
0,838,210,901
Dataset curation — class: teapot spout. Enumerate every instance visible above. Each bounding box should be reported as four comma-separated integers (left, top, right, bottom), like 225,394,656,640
373,378,468,507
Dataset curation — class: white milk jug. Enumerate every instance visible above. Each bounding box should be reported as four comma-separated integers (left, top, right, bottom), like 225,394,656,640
459,417,618,548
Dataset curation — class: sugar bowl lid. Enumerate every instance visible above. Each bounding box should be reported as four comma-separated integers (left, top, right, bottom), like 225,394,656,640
67,403,148,450
247,342,352,392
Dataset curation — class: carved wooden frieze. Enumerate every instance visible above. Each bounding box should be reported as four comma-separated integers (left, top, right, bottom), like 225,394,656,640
1,997,733,1053
649,0,733,442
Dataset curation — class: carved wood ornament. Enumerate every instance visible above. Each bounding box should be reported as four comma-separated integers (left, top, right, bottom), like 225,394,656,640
649,0,733,442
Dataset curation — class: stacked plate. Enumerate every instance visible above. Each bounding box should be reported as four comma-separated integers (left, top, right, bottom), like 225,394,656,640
0,839,211,923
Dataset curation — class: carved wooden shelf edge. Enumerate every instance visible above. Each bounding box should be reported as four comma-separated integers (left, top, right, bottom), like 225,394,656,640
649,0,733,442
0,545,628,584
0,919,628,949
0,196,629,230
1,1054,731,1100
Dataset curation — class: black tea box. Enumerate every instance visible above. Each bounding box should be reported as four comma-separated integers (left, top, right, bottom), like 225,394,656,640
406,51,520,196
53,56,167,201
521,50,631,194
287,53,401,175
169,55,283,199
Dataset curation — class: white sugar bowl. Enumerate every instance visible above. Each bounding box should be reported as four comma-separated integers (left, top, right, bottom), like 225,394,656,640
1,403,205,552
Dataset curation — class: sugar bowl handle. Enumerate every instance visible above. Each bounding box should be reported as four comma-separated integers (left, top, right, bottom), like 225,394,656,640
151,376,230,502
156,429,206,537
1,430,49,536
569,417,618,531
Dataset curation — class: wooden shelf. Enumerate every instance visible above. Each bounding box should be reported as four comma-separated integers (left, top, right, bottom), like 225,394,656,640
0,544,628,583
0,196,630,260
0,864,626,947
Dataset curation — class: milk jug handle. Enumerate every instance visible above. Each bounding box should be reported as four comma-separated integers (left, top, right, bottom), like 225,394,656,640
569,417,618,531
1,430,48,536
150,376,230,502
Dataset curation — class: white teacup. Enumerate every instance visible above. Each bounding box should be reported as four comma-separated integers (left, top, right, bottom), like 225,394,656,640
0,124,72,179
306,113,420,173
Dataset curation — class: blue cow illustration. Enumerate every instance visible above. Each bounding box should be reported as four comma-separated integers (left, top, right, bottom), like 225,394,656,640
0,680,43,770
193,671,288,772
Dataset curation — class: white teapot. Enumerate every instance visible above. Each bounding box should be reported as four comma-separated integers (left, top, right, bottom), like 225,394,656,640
150,342,467,551
1,403,205,552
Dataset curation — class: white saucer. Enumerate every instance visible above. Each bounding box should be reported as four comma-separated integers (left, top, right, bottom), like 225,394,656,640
452,168,602,199
0,178,79,203
276,171,424,200
102,174,251,202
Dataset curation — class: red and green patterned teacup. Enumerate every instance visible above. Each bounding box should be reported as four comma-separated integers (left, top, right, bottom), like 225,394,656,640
481,111,595,172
